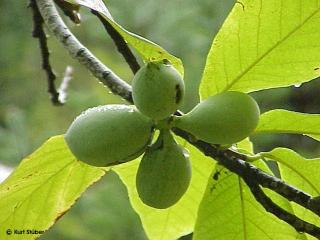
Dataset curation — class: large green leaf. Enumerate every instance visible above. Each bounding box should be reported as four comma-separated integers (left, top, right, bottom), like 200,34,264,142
255,109,320,141
262,148,320,229
200,0,320,99
62,0,183,74
193,161,311,240
0,136,106,240
113,138,215,240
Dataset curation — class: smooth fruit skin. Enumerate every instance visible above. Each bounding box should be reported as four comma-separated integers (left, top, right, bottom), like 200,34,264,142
132,59,185,120
65,105,154,167
136,130,191,209
173,91,260,144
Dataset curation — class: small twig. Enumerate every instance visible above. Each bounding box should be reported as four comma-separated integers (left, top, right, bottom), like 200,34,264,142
91,10,141,74
35,0,132,102
222,150,320,216
243,178,320,238
173,127,319,217
58,66,73,103
30,0,62,105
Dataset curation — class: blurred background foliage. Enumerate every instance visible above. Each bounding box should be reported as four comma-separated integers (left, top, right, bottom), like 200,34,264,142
0,0,319,239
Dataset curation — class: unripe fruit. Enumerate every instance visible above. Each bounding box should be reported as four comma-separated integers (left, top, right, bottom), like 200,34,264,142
132,59,185,120
65,105,154,167
173,91,260,144
136,130,191,209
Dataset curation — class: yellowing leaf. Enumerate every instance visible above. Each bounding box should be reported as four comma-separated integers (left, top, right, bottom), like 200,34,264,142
194,161,310,240
201,0,320,99
255,109,320,141
62,0,184,74
0,136,106,240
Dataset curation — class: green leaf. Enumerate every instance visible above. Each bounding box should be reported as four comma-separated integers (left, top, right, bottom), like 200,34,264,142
194,160,309,240
200,0,320,99
237,138,254,155
62,0,184,74
0,136,106,240
262,148,320,229
255,109,320,141
113,138,215,240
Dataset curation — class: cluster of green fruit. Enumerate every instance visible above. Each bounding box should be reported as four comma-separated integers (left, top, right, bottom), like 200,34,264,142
65,59,260,209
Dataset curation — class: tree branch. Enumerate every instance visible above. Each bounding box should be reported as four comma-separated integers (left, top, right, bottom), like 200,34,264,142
35,0,320,237
91,10,141,74
244,177,320,238
171,129,319,216
57,66,73,103
30,0,62,105
35,0,133,103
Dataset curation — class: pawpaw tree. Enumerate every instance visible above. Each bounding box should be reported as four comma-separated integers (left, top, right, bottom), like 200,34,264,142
1,0,320,240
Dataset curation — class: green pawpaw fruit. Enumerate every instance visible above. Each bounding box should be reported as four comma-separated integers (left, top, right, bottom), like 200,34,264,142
65,105,154,167
132,59,185,120
136,130,191,209
173,91,260,144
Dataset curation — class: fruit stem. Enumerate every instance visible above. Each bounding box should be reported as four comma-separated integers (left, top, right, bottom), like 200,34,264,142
155,116,175,130
245,153,262,162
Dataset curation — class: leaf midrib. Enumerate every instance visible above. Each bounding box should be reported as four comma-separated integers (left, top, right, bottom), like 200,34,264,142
222,4,320,92
254,129,320,136
0,161,74,226
239,178,248,240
